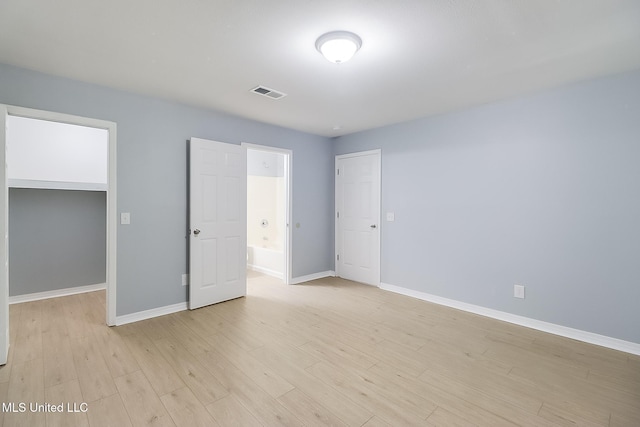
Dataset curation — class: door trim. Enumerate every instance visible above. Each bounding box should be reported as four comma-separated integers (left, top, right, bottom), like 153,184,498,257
1,105,117,327
242,143,292,285
1,106,8,364
335,149,381,286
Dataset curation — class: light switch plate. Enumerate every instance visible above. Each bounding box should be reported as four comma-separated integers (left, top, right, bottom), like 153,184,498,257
386,212,395,222
120,212,130,225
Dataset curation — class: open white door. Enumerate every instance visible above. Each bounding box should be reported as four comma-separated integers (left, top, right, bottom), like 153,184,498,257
335,150,381,286
1,106,8,365
189,137,247,310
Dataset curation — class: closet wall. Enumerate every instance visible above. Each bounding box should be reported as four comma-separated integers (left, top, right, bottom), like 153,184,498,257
7,115,107,297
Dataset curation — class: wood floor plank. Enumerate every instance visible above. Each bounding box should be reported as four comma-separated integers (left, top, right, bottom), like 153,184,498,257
4,358,45,427
483,339,589,380
610,409,640,427
160,386,219,427
210,313,265,352
298,332,380,371
160,314,214,356
114,370,175,427
42,332,78,388
120,332,185,397
361,416,394,427
44,379,89,427
63,294,95,339
153,337,228,405
537,401,607,427
508,364,629,419
76,292,106,337
40,297,69,339
202,332,295,398
197,351,303,426
250,343,372,427
277,387,348,427
306,361,431,425
308,315,384,349
69,335,117,403
170,308,223,341
417,368,558,427
205,394,262,427
369,338,430,377
12,300,43,362
8,302,23,342
256,338,320,370
135,315,180,342
425,406,478,427
587,367,640,397
92,326,140,379
86,393,132,427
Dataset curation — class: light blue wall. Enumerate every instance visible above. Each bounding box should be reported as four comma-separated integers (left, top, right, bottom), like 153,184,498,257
0,63,334,316
9,188,106,296
334,70,640,344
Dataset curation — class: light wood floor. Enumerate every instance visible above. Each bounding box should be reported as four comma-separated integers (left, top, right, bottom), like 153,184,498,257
1,272,639,426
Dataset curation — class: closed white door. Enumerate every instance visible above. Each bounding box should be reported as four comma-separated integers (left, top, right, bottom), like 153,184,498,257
335,150,381,286
0,106,8,364
189,137,247,310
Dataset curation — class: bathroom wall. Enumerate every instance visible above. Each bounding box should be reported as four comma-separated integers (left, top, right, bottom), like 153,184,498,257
247,149,286,277
247,150,285,250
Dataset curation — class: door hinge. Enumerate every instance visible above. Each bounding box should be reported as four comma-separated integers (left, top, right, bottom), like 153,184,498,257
337,168,340,175
337,211,340,219
337,254,340,261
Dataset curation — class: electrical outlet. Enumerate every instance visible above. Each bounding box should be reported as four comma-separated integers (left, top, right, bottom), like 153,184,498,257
182,274,189,286
514,284,525,299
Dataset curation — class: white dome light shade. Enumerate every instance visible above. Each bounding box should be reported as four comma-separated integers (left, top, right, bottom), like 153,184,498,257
316,31,362,64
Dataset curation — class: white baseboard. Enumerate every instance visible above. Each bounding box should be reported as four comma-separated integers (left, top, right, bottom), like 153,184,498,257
9,283,106,304
247,264,284,280
115,302,188,326
290,270,335,285
379,282,640,356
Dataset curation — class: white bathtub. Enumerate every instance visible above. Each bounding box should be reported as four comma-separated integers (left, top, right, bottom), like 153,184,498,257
247,245,284,279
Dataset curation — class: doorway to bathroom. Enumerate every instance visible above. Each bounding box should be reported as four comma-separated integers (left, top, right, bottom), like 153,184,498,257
244,144,291,285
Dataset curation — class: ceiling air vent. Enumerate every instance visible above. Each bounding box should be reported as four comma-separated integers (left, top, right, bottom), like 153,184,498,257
250,86,287,100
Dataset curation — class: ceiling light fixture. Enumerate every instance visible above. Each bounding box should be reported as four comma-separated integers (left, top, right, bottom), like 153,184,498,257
316,31,362,64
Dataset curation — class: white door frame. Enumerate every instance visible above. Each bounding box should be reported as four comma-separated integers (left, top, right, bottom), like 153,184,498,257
242,143,292,285
0,105,117,332
335,149,381,286
1,106,8,364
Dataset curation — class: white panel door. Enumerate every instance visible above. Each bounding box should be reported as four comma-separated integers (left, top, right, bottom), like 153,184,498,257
190,137,247,310
336,150,381,286
1,106,8,364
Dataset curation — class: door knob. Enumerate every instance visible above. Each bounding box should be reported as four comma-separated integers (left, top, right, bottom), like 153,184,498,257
193,229,201,235
370,224,377,229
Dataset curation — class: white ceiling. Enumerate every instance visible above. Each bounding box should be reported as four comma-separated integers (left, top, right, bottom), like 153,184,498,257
1,1,639,137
